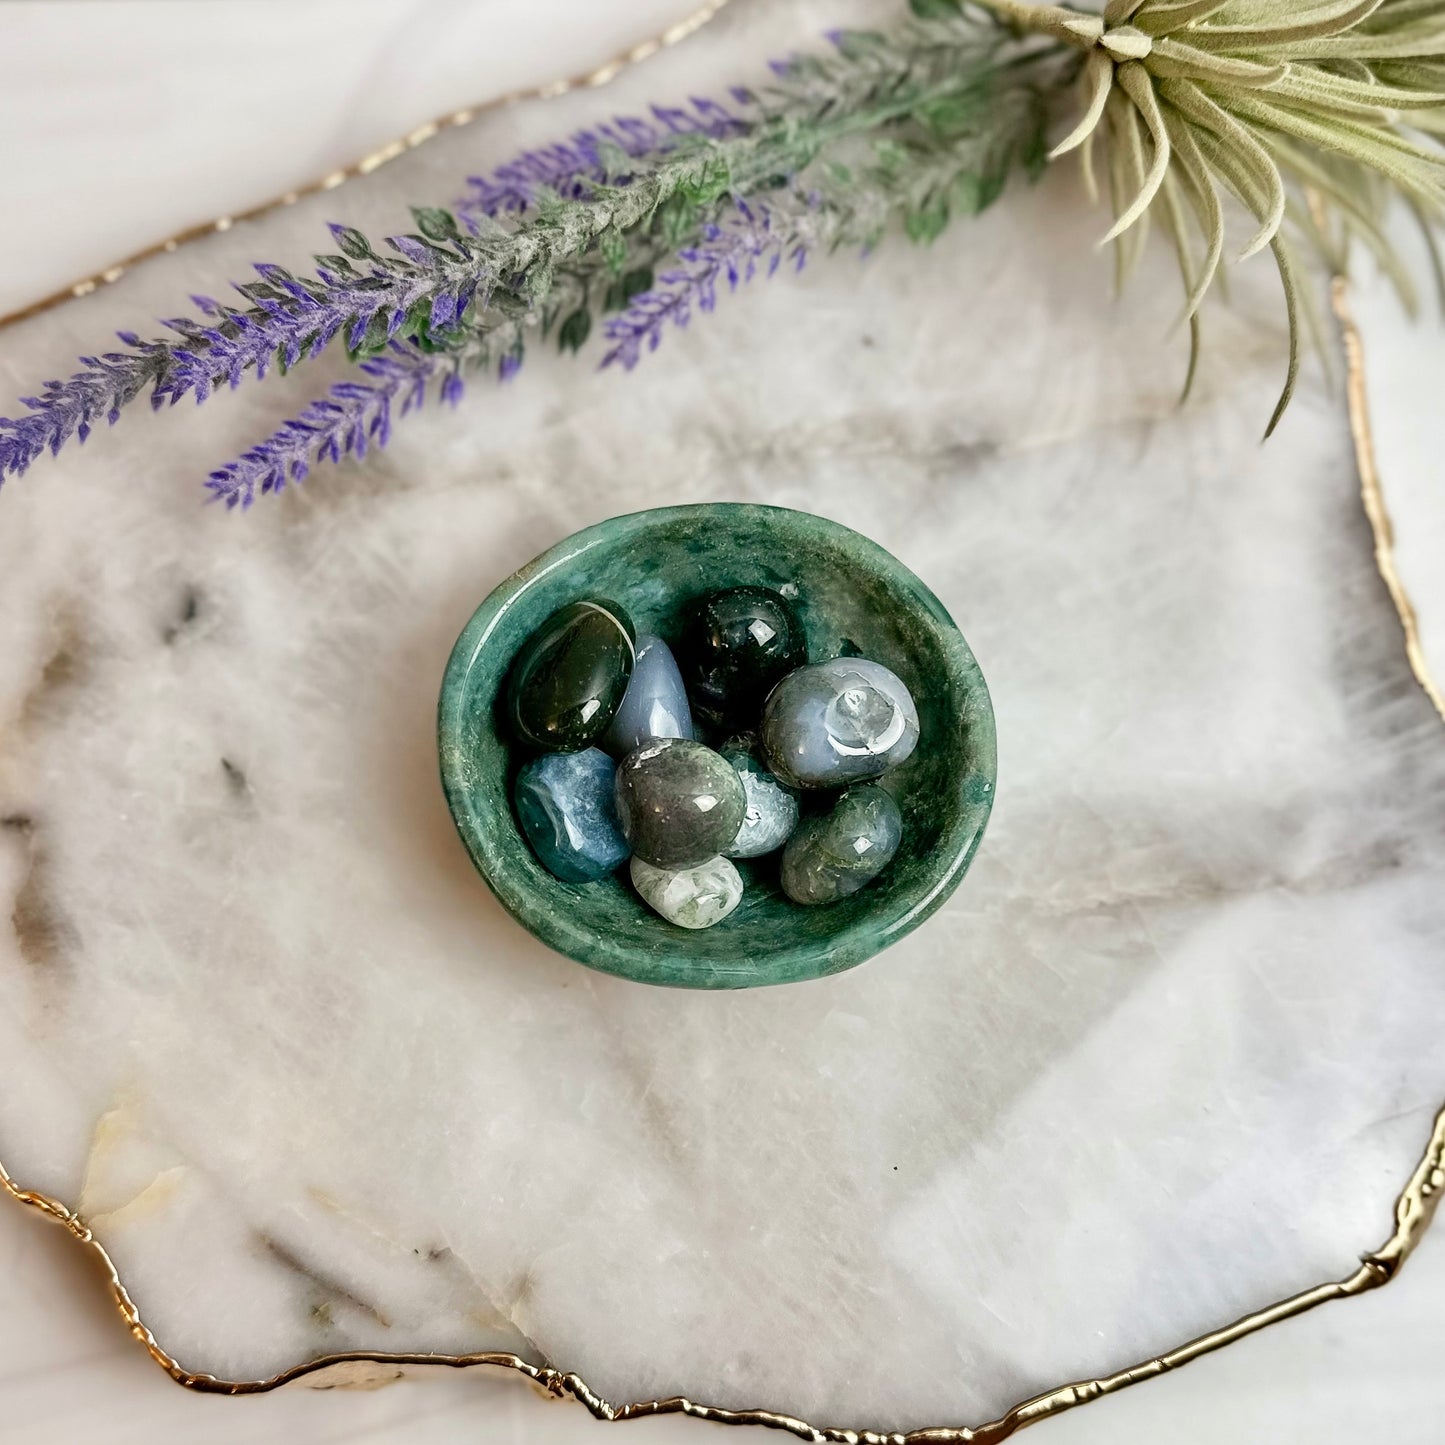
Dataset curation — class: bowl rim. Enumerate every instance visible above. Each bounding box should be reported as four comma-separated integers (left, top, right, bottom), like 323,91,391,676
437,502,996,988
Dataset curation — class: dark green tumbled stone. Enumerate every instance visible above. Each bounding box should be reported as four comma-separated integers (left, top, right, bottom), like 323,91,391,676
614,738,747,869
780,783,903,906
679,586,807,734
506,600,635,751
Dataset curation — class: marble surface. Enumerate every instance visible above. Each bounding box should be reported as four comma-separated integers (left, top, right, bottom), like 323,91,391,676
3,1194,1441,1444
0,0,719,321
1,1,1443,1442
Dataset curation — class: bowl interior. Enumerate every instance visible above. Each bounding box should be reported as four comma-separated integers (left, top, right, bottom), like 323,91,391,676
438,504,995,988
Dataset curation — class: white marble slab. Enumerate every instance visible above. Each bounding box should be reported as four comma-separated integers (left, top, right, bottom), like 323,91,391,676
1,1,1442,1441
0,0,716,319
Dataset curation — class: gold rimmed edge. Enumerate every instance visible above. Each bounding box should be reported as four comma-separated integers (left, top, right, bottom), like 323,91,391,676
1,1105,1440,1440
1,320,1441,1445
0,0,733,333
1332,274,1445,724
3,6,1445,1435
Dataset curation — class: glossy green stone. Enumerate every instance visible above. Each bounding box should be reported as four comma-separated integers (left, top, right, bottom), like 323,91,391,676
506,599,635,751
614,738,747,869
438,503,996,989
780,784,903,906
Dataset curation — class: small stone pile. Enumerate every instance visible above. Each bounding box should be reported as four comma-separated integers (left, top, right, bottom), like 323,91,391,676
507,587,919,929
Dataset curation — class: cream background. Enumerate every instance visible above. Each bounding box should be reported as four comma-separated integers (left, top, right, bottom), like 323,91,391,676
1,3,1442,1443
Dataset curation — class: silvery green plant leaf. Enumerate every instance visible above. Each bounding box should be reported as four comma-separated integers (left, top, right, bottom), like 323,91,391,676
978,0,1445,433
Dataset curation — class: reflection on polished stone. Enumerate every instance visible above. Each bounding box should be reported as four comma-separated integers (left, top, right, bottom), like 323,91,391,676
680,586,807,734
507,599,636,751
605,633,694,757
721,741,799,858
762,657,919,789
514,748,629,883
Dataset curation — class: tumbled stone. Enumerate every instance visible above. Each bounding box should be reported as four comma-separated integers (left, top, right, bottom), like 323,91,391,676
630,855,743,930
506,599,635,752
514,749,629,883
604,633,694,758
614,738,747,869
780,783,903,906
679,586,808,734
721,743,799,859
761,656,920,789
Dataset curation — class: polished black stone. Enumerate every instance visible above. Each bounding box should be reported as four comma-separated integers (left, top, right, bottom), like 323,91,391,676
679,586,807,734
506,599,636,751
613,738,747,869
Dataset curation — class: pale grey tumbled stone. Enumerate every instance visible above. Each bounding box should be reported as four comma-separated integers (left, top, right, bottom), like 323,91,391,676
761,657,920,789
630,854,744,929
721,744,799,858
604,633,694,758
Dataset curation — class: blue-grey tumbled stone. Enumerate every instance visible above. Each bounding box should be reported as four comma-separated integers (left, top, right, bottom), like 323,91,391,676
514,748,629,883
780,783,903,906
604,633,694,758
720,743,799,858
761,657,920,789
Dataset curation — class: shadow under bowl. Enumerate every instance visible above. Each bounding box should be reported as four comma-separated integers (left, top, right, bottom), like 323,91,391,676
438,503,996,989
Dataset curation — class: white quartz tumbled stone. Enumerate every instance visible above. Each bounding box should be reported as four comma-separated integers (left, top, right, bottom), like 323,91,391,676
629,855,743,929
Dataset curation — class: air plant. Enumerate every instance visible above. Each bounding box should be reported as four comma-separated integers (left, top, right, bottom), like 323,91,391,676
975,0,1445,431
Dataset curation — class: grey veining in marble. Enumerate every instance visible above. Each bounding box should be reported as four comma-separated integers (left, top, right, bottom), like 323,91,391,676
0,0,1443,1431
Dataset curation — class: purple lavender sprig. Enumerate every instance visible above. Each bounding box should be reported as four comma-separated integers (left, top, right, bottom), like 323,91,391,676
203,311,530,510
0,97,714,484
600,200,802,370
1,13,1042,501
0,226,483,485
0,339,170,478
158,231,483,404
202,25,1047,504
227,198,802,499
460,99,747,221
203,341,457,510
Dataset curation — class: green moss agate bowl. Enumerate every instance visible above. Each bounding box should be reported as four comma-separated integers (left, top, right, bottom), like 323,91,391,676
438,504,996,989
